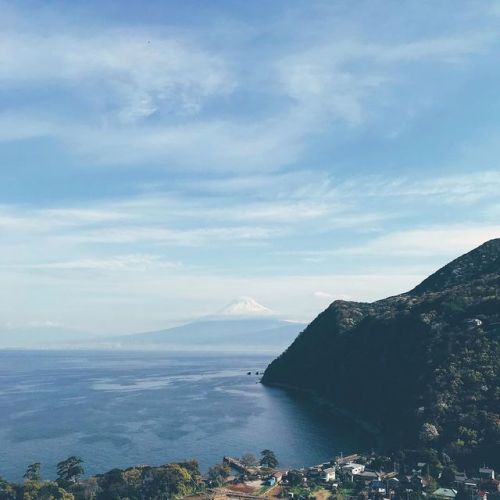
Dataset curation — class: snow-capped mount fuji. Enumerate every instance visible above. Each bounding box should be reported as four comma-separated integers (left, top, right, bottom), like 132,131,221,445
107,298,305,352
215,297,274,318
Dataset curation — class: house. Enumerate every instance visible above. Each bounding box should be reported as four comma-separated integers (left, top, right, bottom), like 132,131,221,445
341,463,365,481
285,469,307,486
336,454,360,466
433,488,458,499
467,318,483,328
387,477,400,488
462,481,478,490
273,472,284,483
480,469,496,480
370,480,386,495
354,470,381,484
267,477,277,486
322,468,336,482
307,466,322,479
454,472,477,491
481,479,500,494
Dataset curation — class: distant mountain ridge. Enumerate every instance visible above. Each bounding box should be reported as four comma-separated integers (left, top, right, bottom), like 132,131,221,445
0,297,305,352
105,297,305,352
262,239,500,467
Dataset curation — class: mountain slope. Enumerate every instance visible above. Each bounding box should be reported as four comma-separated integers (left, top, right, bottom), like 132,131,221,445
110,298,306,352
262,239,500,467
112,318,304,352
411,238,500,294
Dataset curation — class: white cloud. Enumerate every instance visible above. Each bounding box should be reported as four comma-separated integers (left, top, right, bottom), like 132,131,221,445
278,54,386,126
0,3,498,334
68,225,280,246
372,35,493,64
0,202,290,273
1,168,498,257
62,118,303,170
0,206,131,233
0,31,234,122
0,19,494,171
276,33,494,127
8,254,182,272
338,225,500,257
0,170,497,332
345,170,500,204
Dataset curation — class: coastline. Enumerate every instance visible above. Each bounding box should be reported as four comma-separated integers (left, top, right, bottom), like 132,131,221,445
261,380,384,449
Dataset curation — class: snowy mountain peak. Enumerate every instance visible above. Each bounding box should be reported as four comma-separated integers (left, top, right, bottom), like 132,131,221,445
217,297,274,317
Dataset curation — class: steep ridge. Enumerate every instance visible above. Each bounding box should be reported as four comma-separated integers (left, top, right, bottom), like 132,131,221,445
262,239,500,467
411,239,500,294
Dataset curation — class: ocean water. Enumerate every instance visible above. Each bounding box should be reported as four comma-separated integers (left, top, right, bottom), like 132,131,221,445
0,350,372,481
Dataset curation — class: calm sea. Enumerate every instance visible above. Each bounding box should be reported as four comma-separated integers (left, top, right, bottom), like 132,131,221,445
0,350,372,481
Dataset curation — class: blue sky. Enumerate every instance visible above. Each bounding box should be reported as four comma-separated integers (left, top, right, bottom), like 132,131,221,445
1,0,500,334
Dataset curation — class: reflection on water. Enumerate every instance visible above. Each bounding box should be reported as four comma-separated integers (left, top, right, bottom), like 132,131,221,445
0,350,372,481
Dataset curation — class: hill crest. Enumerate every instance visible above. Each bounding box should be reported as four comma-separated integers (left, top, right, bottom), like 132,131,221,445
262,239,500,468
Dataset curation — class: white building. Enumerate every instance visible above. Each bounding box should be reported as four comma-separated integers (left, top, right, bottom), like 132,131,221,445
341,463,365,481
322,468,336,482
433,488,457,499
479,468,495,480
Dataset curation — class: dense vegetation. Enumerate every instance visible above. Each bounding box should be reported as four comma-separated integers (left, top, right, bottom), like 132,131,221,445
0,451,281,499
0,458,203,500
262,239,500,468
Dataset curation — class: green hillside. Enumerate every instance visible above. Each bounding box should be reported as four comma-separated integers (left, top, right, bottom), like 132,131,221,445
262,239,500,468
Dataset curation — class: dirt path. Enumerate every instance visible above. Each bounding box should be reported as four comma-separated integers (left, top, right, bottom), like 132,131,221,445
313,488,331,500
264,484,282,498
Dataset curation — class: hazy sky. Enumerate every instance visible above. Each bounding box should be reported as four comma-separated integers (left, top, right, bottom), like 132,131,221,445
1,0,500,334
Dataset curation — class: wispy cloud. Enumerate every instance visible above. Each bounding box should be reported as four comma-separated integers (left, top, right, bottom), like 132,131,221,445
312,290,334,299
0,1,499,333
342,171,500,204
0,30,234,122
276,33,494,127
6,254,182,272
0,11,495,171
335,225,500,257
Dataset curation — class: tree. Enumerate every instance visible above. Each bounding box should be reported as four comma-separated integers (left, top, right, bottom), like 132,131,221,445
24,462,42,482
419,423,439,443
440,467,456,488
241,453,258,467
208,463,230,486
95,462,202,500
56,457,84,485
426,476,438,494
0,476,17,500
23,480,74,500
259,449,278,469
287,470,303,486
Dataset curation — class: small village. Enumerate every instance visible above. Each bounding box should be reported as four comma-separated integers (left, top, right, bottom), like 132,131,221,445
202,452,500,500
